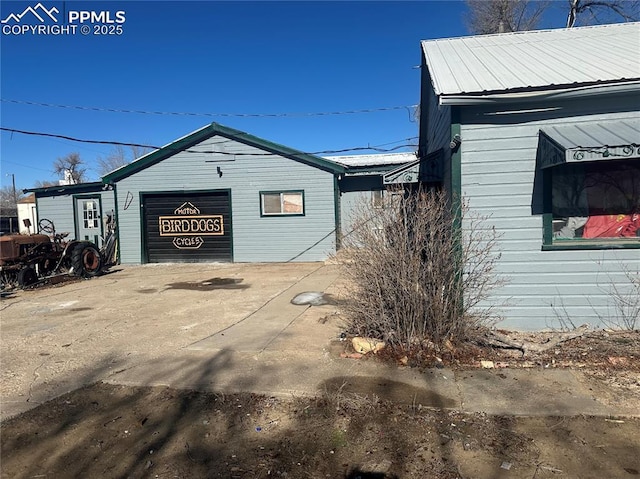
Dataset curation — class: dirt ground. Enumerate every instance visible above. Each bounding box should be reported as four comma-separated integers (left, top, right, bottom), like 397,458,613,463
2,337,639,478
378,328,640,409
1,382,639,479
1,264,640,478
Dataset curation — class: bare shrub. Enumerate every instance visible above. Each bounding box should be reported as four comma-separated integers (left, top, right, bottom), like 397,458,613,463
590,265,640,331
336,188,503,350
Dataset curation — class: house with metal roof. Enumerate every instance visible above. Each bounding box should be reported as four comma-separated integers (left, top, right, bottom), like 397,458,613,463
30,123,415,264
419,22,640,330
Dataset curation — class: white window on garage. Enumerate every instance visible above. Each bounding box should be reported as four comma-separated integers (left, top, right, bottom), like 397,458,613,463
83,201,99,229
260,191,305,216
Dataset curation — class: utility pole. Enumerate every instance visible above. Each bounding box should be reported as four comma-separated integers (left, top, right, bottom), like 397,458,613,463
4,173,18,234
10,173,17,205
5,173,17,205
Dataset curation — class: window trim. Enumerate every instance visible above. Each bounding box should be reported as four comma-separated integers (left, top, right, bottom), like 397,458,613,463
542,160,640,251
259,190,305,217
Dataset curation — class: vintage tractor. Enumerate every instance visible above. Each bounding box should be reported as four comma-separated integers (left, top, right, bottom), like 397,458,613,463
0,219,104,289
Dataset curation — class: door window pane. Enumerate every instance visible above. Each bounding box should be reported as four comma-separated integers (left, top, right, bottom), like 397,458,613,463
83,201,99,229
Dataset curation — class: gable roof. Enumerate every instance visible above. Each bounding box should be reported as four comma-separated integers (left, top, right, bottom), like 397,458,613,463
422,22,640,104
103,123,345,183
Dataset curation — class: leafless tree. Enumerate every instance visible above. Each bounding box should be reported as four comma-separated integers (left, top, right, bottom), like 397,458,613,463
32,180,58,189
0,185,23,214
466,0,638,34
97,145,150,176
466,0,548,34
53,153,87,184
336,188,504,350
567,0,640,27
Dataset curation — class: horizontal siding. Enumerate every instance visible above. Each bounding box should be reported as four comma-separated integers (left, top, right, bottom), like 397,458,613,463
115,136,336,264
36,190,115,246
101,191,116,223
459,96,640,330
340,190,379,240
422,69,450,182
36,195,76,238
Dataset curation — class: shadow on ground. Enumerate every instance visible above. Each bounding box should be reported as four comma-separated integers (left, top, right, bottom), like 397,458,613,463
2,352,639,479
164,277,250,292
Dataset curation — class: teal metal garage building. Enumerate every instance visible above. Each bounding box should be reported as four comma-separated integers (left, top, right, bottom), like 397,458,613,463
30,123,415,263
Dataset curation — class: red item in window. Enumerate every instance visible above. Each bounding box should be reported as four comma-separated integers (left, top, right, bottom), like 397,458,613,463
583,214,640,238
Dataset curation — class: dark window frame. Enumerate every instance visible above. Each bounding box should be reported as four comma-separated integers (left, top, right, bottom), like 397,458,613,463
259,190,305,217
542,158,640,251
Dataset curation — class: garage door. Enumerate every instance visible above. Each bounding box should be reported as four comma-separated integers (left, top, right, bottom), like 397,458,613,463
142,191,232,263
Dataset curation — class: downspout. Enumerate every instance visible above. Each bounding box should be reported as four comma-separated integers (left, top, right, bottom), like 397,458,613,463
334,174,342,251
450,107,464,317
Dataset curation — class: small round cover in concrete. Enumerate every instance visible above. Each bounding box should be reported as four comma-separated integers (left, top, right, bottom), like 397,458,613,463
291,291,328,306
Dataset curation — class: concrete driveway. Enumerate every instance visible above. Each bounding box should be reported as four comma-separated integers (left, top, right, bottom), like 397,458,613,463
0,262,342,420
2,262,637,422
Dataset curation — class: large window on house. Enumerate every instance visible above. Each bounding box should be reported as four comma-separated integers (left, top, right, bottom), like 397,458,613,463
260,191,305,216
549,159,640,246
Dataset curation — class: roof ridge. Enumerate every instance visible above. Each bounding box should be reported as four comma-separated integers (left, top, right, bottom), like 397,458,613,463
421,21,639,44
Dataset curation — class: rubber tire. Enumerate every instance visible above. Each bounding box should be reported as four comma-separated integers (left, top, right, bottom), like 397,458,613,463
17,267,38,288
71,243,103,278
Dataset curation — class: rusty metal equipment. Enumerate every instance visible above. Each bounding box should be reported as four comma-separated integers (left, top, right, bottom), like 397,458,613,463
0,219,104,289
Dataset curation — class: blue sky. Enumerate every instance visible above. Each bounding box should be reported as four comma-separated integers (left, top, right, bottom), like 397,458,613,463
1,0,570,190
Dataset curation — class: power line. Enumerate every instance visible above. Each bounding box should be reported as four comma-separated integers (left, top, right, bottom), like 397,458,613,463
1,158,53,173
1,98,418,118
0,127,417,157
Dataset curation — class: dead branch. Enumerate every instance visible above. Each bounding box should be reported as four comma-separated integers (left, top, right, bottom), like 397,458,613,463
476,324,590,356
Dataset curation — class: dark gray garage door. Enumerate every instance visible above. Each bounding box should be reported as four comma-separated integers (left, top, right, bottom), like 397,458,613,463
142,191,232,263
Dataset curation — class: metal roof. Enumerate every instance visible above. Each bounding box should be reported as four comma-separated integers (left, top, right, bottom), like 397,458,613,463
543,119,640,149
323,152,416,168
422,22,640,99
538,118,640,167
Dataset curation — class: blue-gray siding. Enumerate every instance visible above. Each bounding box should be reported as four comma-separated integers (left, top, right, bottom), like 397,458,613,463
36,190,115,247
114,136,337,263
338,175,383,240
459,95,639,330
423,69,451,183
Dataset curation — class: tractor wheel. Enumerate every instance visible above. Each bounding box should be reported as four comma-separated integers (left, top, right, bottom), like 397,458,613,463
71,243,103,278
17,267,38,288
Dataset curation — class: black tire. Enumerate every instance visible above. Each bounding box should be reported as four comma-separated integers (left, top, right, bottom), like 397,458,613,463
17,267,38,288
71,243,103,278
